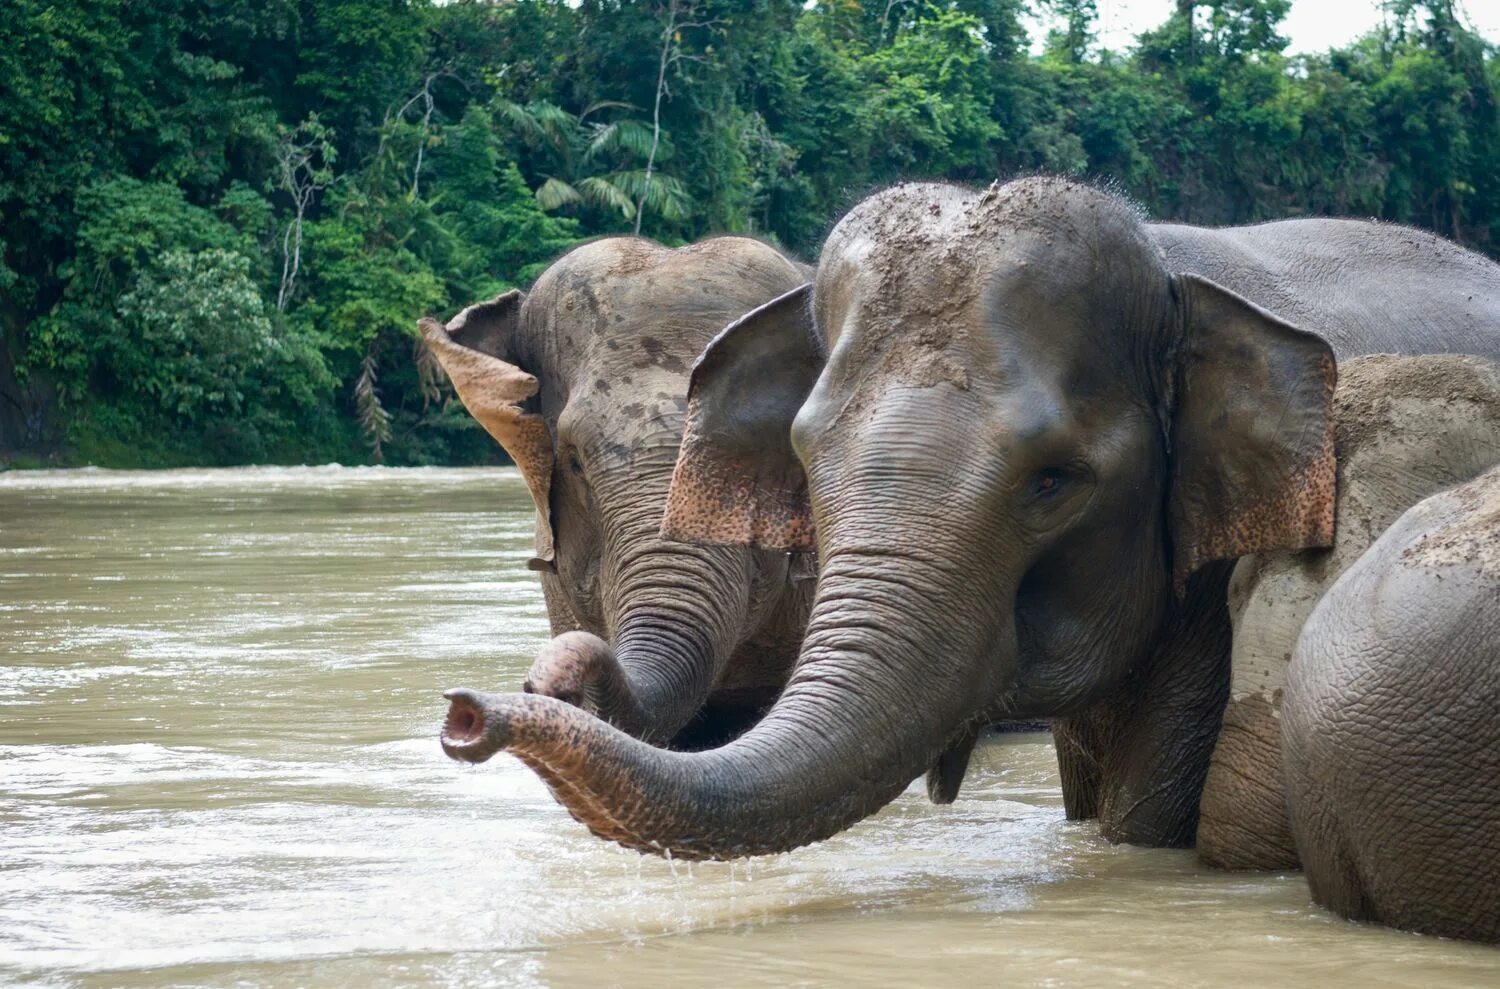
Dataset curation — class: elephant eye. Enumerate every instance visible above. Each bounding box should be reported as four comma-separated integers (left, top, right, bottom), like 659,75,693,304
567,450,585,476
1032,468,1067,499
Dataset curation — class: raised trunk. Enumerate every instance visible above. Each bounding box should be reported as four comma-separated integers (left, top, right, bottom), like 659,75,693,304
445,554,1010,859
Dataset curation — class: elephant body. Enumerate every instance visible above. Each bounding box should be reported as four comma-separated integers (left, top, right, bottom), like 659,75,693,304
439,178,1500,867
1153,218,1500,358
423,236,811,746
1283,462,1500,942
1046,214,1500,847
1197,354,1500,870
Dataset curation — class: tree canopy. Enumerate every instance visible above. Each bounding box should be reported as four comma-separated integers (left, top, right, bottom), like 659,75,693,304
2,0,1496,466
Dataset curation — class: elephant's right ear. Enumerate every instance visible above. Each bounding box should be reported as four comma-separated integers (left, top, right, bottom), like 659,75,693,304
420,290,557,566
662,284,821,551
1165,275,1337,592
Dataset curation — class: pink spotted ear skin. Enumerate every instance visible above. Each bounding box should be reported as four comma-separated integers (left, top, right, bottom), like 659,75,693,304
659,284,820,553
661,447,817,552
420,302,557,565
1167,274,1338,593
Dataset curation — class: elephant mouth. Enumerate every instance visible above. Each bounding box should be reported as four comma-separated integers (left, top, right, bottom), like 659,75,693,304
440,689,496,763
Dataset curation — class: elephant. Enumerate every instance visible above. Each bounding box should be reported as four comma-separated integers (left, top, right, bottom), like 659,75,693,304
421,236,813,747
438,176,1500,860
1196,353,1500,870
1283,461,1500,943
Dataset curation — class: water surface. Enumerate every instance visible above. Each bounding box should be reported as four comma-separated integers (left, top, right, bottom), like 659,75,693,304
3,467,1497,987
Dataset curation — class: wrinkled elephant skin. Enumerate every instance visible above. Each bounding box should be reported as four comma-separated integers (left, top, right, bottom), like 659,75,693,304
1284,464,1500,942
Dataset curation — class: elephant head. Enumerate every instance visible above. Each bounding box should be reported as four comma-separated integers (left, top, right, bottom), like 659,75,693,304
439,178,1337,858
424,237,809,744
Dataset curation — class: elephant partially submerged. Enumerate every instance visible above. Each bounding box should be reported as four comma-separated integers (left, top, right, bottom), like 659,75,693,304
1284,462,1500,942
440,178,1500,859
423,237,812,746
1197,354,1500,870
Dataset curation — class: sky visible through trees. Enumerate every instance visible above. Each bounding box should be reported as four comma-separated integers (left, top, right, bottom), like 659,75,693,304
2,1,1496,467
1027,0,1497,54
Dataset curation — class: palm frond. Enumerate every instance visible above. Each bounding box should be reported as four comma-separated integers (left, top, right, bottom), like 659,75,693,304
527,101,574,128
355,351,393,462
587,119,657,161
612,171,694,221
577,176,637,218
535,176,582,211
580,100,641,120
495,99,544,143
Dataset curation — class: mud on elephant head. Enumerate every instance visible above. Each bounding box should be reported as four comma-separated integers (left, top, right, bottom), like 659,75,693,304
422,236,812,746
438,177,1500,860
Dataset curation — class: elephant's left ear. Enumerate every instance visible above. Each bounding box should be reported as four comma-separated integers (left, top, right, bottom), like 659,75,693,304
1166,274,1337,592
662,284,821,551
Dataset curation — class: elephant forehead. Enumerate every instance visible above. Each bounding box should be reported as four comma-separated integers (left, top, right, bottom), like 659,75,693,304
558,389,688,469
822,178,1158,327
537,241,800,350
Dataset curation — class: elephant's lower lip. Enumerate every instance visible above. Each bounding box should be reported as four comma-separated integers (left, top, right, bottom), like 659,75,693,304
440,694,490,762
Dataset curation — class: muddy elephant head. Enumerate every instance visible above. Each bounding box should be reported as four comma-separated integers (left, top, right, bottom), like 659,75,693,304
439,178,1339,858
423,237,809,745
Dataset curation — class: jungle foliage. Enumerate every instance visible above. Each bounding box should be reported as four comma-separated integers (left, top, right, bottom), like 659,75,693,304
2,0,1496,466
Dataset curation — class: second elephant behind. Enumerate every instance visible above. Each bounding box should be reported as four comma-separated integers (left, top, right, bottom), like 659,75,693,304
422,236,812,746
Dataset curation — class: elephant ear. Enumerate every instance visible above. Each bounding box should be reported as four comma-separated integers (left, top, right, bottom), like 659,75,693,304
420,290,556,567
1166,274,1337,592
662,283,821,551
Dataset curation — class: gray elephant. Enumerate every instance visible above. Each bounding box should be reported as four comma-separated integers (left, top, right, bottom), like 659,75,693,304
438,177,1500,859
1283,462,1500,942
422,236,812,746
1196,354,1500,870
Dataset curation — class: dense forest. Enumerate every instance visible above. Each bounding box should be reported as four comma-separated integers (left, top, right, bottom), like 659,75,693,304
2,0,1497,467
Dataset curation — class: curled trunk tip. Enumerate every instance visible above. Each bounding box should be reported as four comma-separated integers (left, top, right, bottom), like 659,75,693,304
441,688,509,763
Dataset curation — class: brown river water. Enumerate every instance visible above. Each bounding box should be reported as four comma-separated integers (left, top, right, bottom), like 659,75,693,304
3,466,1498,988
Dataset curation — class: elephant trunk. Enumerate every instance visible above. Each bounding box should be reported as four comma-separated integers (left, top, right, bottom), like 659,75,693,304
445,552,1009,859
602,533,754,740
529,456,757,744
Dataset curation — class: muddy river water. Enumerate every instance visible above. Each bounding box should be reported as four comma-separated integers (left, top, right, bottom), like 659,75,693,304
3,466,1498,987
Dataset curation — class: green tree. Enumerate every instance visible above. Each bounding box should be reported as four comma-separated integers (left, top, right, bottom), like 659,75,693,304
117,248,329,420
498,99,693,229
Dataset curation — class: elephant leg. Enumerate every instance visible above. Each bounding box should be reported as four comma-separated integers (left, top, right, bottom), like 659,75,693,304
1092,562,1235,848
925,724,982,805
1196,693,1299,869
1195,554,1301,869
1053,713,1104,821
1295,813,1377,924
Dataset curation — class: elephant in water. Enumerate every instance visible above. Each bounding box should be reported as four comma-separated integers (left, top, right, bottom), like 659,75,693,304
1197,353,1500,870
1284,461,1500,943
438,177,1500,861
422,237,813,747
